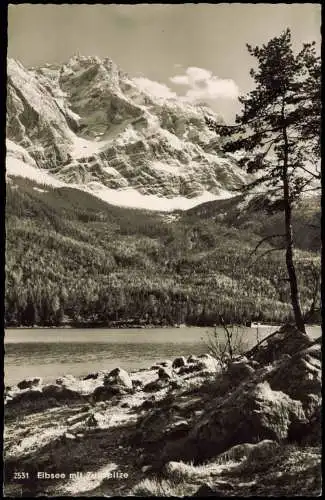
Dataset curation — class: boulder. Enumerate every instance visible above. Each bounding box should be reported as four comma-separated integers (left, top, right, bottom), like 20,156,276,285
17,377,42,390
6,388,44,407
103,367,133,390
159,379,308,465
226,360,255,381
136,405,190,446
172,356,187,369
92,385,128,401
132,379,144,390
179,364,202,375
197,356,221,373
187,355,199,364
55,374,95,395
56,374,79,387
248,325,312,365
266,341,321,416
188,381,307,462
143,378,170,392
141,399,156,410
169,379,184,390
42,384,85,403
154,327,321,466
164,420,190,439
158,367,173,380
7,383,86,416
217,439,279,463
193,483,234,497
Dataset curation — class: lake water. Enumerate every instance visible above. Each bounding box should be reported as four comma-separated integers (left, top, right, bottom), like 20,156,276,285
4,326,321,386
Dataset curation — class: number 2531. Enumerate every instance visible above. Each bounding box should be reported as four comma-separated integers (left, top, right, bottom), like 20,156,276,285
14,472,29,479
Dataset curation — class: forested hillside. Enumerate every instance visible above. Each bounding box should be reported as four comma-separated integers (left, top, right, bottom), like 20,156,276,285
5,177,321,327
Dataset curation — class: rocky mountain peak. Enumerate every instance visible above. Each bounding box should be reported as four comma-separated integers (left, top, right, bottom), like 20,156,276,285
6,55,251,211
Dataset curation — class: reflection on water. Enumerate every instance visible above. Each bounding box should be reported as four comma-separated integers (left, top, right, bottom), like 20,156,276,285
4,326,320,385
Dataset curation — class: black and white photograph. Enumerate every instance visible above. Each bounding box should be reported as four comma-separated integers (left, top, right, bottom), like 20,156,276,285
3,3,322,497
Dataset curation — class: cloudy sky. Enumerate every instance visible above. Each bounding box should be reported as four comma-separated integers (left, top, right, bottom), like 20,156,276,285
8,4,321,123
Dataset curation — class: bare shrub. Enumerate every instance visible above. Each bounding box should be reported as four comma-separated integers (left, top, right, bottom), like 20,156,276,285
206,316,248,368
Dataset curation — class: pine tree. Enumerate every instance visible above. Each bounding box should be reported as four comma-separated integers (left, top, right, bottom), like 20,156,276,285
206,29,321,333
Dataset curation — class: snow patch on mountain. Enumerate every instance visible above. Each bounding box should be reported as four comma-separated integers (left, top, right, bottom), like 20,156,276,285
6,156,65,188
6,152,229,212
82,185,229,212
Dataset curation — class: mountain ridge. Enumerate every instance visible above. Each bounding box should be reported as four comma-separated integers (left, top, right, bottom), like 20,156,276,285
6,55,251,211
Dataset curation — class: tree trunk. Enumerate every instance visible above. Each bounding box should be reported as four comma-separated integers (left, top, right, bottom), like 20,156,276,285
283,196,306,332
282,115,306,333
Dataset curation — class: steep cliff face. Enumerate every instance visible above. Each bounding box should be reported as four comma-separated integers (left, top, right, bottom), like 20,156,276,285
6,55,250,210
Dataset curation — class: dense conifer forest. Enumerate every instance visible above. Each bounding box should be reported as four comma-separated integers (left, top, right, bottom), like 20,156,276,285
5,177,321,327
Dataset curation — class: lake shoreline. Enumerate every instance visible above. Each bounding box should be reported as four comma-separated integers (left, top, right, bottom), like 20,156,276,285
4,325,321,386
6,323,320,330
4,324,321,497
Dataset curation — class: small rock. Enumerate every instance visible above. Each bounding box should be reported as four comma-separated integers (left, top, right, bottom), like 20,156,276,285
193,482,234,496
144,379,170,392
104,367,133,390
158,367,173,380
56,374,76,386
42,384,84,403
187,355,199,364
17,377,42,390
83,372,99,380
193,485,224,497
65,433,76,440
227,360,255,380
179,364,201,375
169,379,183,390
92,385,127,401
141,399,155,409
172,356,187,369
197,356,221,373
158,360,172,367
86,414,98,427
132,379,143,390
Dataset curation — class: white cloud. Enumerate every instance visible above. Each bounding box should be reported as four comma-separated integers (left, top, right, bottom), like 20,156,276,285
132,66,238,104
133,77,177,100
170,66,238,101
170,75,189,85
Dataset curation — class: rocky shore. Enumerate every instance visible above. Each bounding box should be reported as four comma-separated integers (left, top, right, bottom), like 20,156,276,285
4,325,322,497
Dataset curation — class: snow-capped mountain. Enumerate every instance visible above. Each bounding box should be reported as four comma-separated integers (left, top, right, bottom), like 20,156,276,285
6,55,250,211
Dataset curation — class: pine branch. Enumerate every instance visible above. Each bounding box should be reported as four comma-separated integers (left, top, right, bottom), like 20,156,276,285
295,164,321,179
249,234,286,257
247,246,286,270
